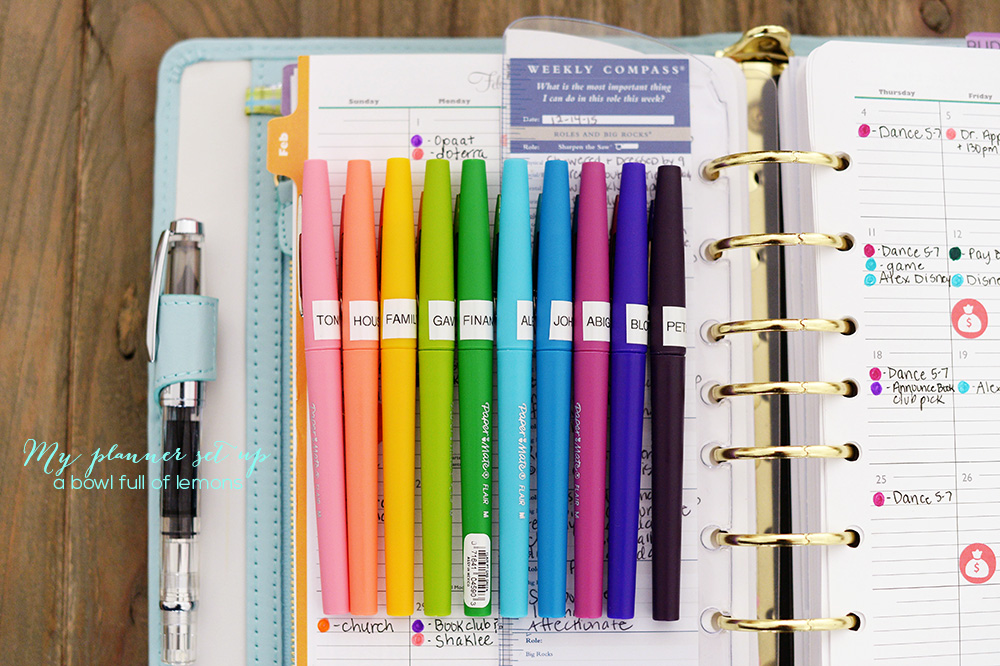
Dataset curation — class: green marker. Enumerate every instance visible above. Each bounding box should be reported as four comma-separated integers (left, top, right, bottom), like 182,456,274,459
455,160,494,616
419,159,456,616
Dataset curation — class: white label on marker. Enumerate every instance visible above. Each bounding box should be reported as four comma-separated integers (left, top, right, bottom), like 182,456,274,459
625,303,649,346
382,298,417,339
582,301,611,342
348,300,379,341
661,306,687,347
548,300,573,341
459,300,494,340
463,533,491,608
311,300,341,340
516,300,535,341
427,300,455,341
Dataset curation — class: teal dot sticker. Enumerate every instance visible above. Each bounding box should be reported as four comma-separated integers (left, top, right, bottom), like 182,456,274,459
958,380,970,394
866,258,877,271
952,274,964,287
950,247,962,260
864,274,877,287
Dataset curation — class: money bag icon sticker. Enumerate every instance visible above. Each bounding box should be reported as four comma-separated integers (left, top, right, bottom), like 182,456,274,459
952,299,988,339
960,543,995,583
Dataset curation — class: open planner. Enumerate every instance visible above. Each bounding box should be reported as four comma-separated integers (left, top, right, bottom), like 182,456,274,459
146,17,1000,666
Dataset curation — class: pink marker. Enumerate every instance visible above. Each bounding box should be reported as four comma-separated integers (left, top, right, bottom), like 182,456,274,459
301,159,349,614
573,162,612,617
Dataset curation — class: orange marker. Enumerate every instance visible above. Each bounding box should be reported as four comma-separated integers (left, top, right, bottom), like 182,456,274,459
341,160,380,614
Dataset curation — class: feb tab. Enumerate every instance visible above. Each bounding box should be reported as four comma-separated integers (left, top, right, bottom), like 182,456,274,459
266,56,311,191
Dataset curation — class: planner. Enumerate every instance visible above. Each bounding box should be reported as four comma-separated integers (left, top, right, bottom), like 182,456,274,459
147,20,999,666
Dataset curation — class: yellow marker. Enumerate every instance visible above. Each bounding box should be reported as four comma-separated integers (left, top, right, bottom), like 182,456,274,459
380,158,418,615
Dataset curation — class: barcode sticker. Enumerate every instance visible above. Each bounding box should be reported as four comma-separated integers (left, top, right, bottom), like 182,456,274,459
463,533,491,608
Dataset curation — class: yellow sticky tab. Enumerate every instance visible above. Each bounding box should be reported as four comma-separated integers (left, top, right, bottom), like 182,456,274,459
266,56,310,191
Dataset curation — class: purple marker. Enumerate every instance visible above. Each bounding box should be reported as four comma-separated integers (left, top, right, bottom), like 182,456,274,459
649,165,686,622
607,163,649,619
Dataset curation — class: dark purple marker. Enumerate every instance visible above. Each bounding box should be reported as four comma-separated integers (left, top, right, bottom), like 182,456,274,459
607,163,650,619
649,165,686,622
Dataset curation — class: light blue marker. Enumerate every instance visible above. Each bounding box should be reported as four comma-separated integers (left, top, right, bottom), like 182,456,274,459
496,159,533,618
865,274,877,287
952,274,964,287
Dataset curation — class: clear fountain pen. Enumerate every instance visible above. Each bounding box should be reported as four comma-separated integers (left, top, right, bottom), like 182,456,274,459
148,218,204,664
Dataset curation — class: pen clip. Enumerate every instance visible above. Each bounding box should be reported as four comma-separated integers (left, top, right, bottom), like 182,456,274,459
146,218,205,363
146,228,173,363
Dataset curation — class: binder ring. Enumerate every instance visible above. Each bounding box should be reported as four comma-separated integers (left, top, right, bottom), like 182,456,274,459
708,380,857,403
712,443,857,462
713,613,860,633
705,232,852,261
708,317,855,341
701,150,849,181
712,529,859,548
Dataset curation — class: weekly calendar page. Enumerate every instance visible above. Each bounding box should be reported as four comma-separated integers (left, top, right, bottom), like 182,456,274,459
809,42,1000,665
278,31,757,665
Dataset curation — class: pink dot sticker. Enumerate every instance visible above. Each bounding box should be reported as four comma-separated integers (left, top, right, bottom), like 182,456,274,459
864,244,875,258
870,367,881,381
873,492,885,507
412,148,424,160
859,124,871,138
947,128,957,140
412,633,425,646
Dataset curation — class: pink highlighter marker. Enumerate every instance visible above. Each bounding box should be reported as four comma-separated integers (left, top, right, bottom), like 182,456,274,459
301,159,350,614
573,162,612,617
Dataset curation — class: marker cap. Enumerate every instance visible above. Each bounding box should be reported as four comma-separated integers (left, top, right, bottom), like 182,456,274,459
573,161,611,353
611,162,649,354
535,159,573,353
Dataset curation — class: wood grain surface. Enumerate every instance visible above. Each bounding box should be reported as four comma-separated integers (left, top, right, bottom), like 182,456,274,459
2,1,999,663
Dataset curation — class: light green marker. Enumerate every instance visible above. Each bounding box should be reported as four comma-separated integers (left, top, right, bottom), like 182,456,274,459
418,159,456,616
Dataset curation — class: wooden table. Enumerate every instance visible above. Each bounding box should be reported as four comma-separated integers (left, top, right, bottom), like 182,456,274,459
2,1,997,662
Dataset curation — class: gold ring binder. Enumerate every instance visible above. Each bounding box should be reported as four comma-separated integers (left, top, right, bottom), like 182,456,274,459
708,380,857,403
711,443,858,462
708,317,855,341
705,232,852,261
714,613,859,633
701,150,849,181
713,530,859,548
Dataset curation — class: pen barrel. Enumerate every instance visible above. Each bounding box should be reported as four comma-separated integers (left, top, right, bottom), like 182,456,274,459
419,349,456,617
160,392,201,536
650,352,685,621
535,349,572,618
304,348,350,615
572,350,609,618
458,347,494,616
497,348,532,618
607,351,647,619
381,346,416,616
342,348,380,615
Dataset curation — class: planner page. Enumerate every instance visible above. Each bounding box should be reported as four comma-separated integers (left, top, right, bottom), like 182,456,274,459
808,41,1000,666
501,23,757,666
279,41,755,665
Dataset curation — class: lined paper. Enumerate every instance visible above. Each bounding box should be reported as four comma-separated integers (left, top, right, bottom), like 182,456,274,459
809,42,1000,666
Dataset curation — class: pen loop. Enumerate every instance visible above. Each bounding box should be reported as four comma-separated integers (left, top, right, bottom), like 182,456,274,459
701,149,850,182
708,317,855,341
711,443,858,463
704,232,852,261
712,529,859,548
713,613,860,633
708,380,857,403
146,228,174,363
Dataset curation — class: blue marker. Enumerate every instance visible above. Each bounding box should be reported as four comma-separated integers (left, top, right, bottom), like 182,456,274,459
496,159,533,617
534,160,573,617
607,163,650,619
